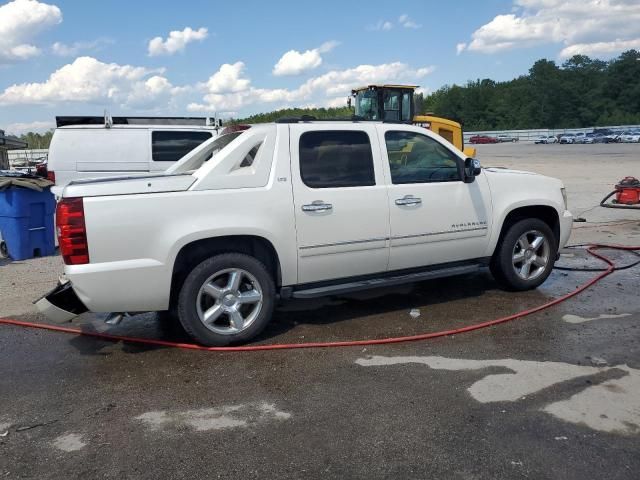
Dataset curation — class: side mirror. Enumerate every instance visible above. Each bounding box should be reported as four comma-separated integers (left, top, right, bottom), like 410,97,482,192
464,157,481,183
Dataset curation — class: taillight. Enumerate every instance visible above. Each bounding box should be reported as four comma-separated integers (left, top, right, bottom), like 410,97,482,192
47,170,56,184
56,197,89,265
35,163,47,178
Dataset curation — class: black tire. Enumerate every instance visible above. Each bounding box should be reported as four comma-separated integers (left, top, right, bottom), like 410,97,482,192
490,218,557,291
177,253,276,346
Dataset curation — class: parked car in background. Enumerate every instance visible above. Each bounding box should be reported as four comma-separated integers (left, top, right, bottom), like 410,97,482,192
496,134,519,143
534,135,558,144
620,131,640,143
604,131,622,143
559,133,576,144
47,116,220,199
572,132,587,144
469,135,499,144
583,133,607,144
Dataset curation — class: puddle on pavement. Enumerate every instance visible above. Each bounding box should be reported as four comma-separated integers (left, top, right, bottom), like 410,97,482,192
135,402,291,433
356,355,640,435
52,433,86,452
562,313,632,324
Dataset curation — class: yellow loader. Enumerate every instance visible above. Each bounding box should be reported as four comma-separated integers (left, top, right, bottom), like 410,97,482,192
350,84,476,157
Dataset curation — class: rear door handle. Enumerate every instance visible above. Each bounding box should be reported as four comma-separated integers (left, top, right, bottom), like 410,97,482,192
302,201,333,212
395,195,422,206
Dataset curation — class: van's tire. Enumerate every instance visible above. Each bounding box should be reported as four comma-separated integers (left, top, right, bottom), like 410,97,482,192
177,253,275,346
490,218,557,291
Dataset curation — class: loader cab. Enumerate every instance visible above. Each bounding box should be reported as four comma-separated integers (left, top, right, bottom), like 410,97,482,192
350,84,476,157
352,85,416,123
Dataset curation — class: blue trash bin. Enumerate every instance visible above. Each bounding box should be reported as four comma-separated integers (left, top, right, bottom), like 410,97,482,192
0,186,56,260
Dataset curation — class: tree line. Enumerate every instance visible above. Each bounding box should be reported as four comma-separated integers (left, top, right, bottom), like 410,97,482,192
16,130,54,149
230,106,354,125
421,50,640,131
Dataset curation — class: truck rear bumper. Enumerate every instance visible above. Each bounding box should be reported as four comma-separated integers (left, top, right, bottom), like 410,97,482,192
65,258,171,312
35,281,88,323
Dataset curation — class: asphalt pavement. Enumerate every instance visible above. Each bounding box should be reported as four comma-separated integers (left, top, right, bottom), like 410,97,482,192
1,144,639,479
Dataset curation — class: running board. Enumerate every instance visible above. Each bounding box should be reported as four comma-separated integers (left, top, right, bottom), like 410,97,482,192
291,264,482,299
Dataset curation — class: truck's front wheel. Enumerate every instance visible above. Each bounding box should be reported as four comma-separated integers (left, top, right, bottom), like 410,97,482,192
177,253,275,346
490,218,557,291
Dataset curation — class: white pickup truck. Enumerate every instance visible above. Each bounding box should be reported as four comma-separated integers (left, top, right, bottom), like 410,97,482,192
37,120,573,346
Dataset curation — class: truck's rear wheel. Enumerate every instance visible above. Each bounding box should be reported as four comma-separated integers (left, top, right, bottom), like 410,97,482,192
490,218,557,291
177,253,275,346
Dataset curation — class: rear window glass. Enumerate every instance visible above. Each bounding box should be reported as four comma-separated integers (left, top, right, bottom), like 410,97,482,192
152,131,212,162
299,131,375,188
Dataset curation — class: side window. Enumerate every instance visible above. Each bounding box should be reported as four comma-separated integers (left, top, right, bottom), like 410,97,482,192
383,90,401,121
239,142,262,167
152,131,212,162
401,93,412,122
299,131,375,188
385,131,461,184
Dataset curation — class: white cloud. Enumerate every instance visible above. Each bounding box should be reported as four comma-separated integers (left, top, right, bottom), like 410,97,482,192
2,120,54,135
188,61,435,113
51,38,113,56
559,38,640,59
272,40,339,76
463,0,640,58
148,27,208,56
456,42,467,55
0,56,180,109
368,20,393,31
0,0,62,64
399,14,421,29
202,61,251,94
369,15,421,31
325,97,349,108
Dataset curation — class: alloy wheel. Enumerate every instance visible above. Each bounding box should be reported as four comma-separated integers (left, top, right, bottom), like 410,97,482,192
195,268,263,335
512,230,550,281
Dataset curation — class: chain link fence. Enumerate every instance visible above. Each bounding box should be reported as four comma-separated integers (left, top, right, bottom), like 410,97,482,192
7,149,49,172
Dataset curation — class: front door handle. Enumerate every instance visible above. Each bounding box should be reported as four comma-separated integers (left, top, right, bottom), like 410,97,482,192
302,201,333,212
395,195,422,206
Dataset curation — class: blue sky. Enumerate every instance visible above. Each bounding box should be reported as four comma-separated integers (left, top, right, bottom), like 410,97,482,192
1,0,639,134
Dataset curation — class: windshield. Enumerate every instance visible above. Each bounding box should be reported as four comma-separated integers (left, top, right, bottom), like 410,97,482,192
166,131,243,174
354,90,379,120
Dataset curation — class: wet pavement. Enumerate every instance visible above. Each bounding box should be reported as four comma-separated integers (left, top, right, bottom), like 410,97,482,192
1,246,639,479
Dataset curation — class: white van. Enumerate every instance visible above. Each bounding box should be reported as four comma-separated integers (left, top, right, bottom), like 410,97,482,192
47,116,219,198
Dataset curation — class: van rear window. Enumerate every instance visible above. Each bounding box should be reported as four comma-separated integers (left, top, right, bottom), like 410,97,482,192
152,131,212,162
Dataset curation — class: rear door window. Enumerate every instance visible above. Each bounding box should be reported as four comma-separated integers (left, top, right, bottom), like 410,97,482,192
299,131,375,188
152,131,212,162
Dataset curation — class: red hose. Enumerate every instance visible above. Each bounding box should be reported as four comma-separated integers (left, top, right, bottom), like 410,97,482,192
0,244,637,352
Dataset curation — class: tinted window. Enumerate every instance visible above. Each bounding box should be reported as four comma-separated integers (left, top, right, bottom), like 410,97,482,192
152,131,212,162
401,92,412,121
299,131,375,188
383,90,401,121
385,131,461,184
240,142,262,167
